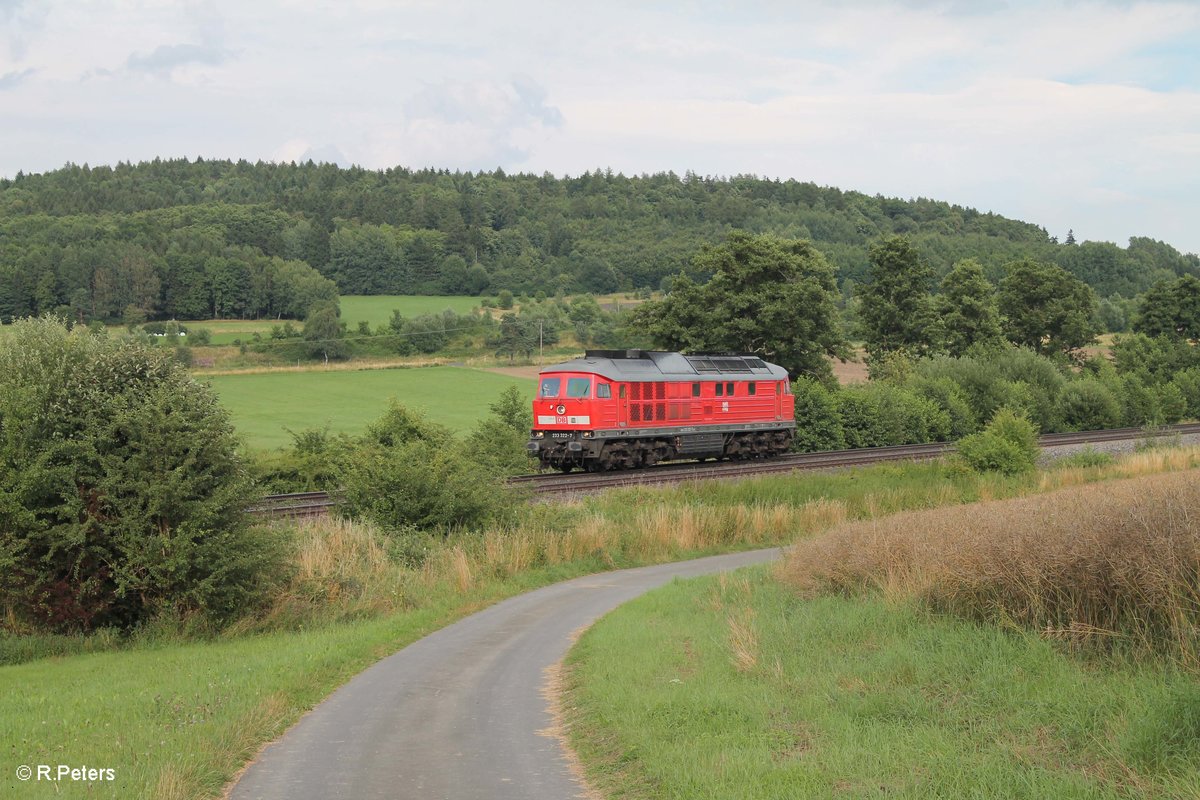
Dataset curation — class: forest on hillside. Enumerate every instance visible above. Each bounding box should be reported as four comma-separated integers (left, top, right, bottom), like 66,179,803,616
0,158,1197,324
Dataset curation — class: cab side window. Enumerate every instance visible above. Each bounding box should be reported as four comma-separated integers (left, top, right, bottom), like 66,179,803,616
539,377,561,398
726,382,735,396
597,383,611,399
715,383,724,397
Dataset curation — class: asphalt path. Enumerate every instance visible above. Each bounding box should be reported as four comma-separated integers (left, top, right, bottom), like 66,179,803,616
230,547,781,800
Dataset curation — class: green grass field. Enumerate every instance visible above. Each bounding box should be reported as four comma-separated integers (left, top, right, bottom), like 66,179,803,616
338,295,483,328
146,296,484,345
565,568,1200,799
205,366,534,450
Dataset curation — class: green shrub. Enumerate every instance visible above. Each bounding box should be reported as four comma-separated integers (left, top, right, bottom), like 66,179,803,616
246,427,351,493
915,347,1066,432
869,383,952,444
957,408,1039,475
791,377,844,452
1172,368,1200,419
339,440,517,531
833,388,886,449
1112,333,1200,384
340,401,519,531
1119,374,1188,426
906,376,978,439
1059,378,1122,431
0,317,277,632
1156,381,1187,425
364,401,451,448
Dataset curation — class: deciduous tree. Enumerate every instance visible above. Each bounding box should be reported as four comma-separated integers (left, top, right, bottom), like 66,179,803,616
857,235,936,360
998,259,1097,355
933,259,1002,356
635,231,848,381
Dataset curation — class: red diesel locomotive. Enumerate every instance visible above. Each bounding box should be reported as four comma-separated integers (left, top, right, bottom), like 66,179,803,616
527,350,796,472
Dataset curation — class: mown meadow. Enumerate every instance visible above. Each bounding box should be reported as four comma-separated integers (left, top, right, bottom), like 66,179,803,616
205,365,534,450
3,447,1199,799
562,458,1200,799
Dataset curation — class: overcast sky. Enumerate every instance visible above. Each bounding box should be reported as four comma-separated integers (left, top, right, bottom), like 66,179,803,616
2,0,1197,254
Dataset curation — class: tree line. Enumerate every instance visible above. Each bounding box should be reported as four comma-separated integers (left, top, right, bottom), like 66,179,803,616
0,203,338,324
2,159,1196,325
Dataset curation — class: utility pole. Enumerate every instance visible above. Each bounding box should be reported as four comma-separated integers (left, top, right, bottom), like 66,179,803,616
538,320,544,364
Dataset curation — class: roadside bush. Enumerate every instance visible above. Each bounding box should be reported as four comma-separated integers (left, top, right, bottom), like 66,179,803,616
1120,375,1188,426
989,346,1068,430
340,401,519,531
956,408,1039,475
247,427,352,493
0,317,278,632
1113,333,1200,384
1172,368,1200,419
833,389,887,449
1060,378,1122,431
915,347,1066,432
364,401,451,448
869,383,952,444
1157,382,1188,425
791,377,844,452
339,440,517,531
906,376,978,438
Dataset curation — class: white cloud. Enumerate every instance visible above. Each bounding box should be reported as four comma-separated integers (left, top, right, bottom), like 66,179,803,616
1,0,1198,254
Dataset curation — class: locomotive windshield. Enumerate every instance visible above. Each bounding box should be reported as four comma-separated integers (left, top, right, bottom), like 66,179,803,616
539,377,561,398
565,377,591,398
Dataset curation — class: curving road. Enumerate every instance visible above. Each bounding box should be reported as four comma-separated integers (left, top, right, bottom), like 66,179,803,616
230,548,781,800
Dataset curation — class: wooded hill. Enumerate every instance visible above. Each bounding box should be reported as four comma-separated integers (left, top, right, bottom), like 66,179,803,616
1,158,1196,323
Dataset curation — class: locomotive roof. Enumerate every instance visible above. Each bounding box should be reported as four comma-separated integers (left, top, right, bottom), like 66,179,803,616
539,350,788,381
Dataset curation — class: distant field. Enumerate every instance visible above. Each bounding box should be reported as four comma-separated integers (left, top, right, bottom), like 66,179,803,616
205,366,535,450
339,295,482,328
134,296,483,345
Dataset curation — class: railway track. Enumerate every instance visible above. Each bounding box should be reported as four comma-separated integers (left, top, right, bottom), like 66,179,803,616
246,491,338,519
248,422,1200,516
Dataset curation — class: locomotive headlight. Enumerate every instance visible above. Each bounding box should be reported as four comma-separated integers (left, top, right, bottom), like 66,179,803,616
533,431,545,438
556,404,566,415
582,431,593,438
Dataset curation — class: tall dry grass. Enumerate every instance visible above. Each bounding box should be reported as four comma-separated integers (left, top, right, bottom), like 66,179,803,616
781,469,1200,666
249,497,842,631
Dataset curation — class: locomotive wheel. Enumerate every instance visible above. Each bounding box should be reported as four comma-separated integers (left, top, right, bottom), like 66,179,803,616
558,464,574,474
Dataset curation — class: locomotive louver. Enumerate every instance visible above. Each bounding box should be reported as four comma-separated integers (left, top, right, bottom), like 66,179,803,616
712,358,753,373
686,355,756,374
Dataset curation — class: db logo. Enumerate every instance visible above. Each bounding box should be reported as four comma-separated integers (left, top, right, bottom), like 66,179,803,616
556,416,568,424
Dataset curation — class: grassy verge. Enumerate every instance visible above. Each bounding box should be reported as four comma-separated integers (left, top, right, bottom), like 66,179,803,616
3,448,1199,798
564,568,1200,799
